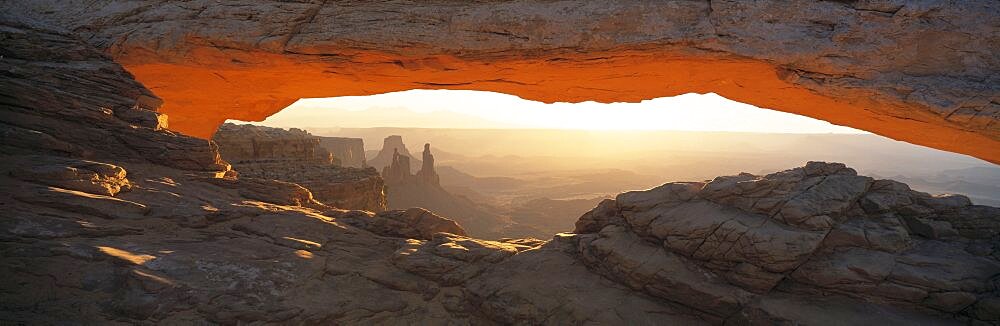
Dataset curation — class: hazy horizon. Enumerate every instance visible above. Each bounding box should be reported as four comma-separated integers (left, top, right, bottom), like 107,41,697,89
222,90,996,206
294,126,1000,207
236,89,868,134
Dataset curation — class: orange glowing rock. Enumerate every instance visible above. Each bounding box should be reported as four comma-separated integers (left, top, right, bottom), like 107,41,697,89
123,50,1000,164
21,1,995,162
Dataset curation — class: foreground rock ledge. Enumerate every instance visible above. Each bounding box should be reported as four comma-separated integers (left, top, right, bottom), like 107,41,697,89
1,7,999,326
7,0,1000,163
4,157,999,323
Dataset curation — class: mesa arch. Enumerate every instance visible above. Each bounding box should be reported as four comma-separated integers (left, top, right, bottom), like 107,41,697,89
13,0,998,162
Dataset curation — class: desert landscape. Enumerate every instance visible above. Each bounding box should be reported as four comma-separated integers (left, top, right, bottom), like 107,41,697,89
1,1,999,325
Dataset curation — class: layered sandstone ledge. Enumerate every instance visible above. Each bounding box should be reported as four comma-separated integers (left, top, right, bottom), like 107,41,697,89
213,123,386,212
1,5,999,325
6,0,1000,163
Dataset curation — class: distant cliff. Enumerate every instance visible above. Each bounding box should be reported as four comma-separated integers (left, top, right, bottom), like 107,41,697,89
215,124,334,165
318,136,366,168
214,123,386,211
368,135,420,173
380,139,542,238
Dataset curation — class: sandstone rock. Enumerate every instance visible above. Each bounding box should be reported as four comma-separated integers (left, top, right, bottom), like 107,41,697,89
700,161,873,231
340,207,468,240
379,137,539,239
901,216,959,239
618,181,703,212
213,123,333,165
724,263,785,294
114,105,168,130
9,1,999,164
791,247,896,292
497,238,547,249
576,225,753,317
629,200,826,272
381,148,414,185
729,293,960,326
9,182,149,220
0,210,142,240
465,237,712,325
5,155,131,196
574,199,622,233
887,241,1000,293
318,136,366,168
568,163,1000,324
861,180,917,213
381,142,441,188
369,135,419,171
213,123,387,211
197,176,325,209
415,143,440,186
823,217,912,253
933,205,1000,240
1,18,998,324
972,296,1000,321
0,18,229,174
392,233,520,286
923,291,977,313
915,193,973,211
873,283,929,303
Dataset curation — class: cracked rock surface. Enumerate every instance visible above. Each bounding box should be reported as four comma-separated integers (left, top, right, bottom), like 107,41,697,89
1,8,998,326
569,161,1000,324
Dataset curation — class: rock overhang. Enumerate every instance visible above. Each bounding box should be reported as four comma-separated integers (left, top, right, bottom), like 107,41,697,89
8,0,999,163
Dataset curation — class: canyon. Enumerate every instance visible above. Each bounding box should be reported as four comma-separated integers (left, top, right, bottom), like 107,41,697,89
375,139,544,239
1,1,999,325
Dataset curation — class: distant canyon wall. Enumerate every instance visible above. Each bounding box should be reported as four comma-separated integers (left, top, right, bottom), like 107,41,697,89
7,0,1000,163
318,137,366,168
213,123,386,211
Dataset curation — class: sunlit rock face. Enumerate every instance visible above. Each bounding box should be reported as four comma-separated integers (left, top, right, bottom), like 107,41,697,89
7,0,1000,163
213,123,387,212
318,137,366,168
2,4,999,325
214,123,335,165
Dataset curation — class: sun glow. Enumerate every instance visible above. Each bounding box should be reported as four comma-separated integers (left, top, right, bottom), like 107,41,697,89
238,89,867,134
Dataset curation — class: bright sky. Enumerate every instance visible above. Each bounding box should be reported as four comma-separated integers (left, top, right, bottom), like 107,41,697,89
239,90,867,134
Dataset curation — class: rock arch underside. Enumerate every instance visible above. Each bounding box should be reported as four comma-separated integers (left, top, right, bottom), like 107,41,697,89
11,0,999,162
3,1,1000,325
